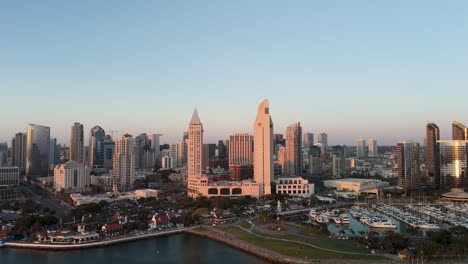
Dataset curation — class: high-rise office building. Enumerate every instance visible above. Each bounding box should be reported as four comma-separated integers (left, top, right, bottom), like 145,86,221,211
277,146,286,173
177,141,187,168
332,146,345,178
49,138,58,170
147,133,162,168
303,133,314,148
0,167,20,201
229,134,253,180
26,124,50,177
135,133,152,169
229,134,253,166
11,132,27,173
426,122,440,189
253,99,273,195
113,134,136,191
0,143,8,167
308,146,322,175
397,141,420,193
169,143,178,169
356,139,367,158
285,122,302,176
317,133,328,154
438,140,468,189
70,122,84,163
202,144,216,169
188,109,203,178
368,139,378,158
218,140,228,159
452,121,468,140
102,136,115,171
89,126,106,171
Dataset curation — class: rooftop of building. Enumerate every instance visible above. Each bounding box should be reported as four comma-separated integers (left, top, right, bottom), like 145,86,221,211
324,178,381,183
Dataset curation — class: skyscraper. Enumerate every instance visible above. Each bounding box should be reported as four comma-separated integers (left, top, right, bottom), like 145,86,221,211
218,140,228,159
49,138,58,170
356,138,367,158
135,133,152,169
146,133,162,168
0,143,7,167
26,124,50,177
308,146,322,175
11,132,27,173
303,133,314,148
397,141,420,193
332,146,345,178
177,141,187,168
452,121,468,140
317,133,328,154
253,99,273,195
187,109,203,178
113,134,135,191
368,139,378,158
229,134,253,166
426,122,440,189
438,140,468,189
89,126,106,171
285,122,302,176
70,122,84,163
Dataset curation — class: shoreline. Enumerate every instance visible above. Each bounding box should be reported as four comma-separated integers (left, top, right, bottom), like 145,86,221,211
3,228,187,250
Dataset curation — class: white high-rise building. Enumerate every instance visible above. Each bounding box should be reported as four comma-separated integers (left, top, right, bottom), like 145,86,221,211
368,139,378,158
253,99,273,195
113,134,136,192
54,161,89,193
356,138,367,158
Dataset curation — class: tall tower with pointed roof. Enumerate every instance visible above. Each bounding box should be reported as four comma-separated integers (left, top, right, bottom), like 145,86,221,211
254,99,273,195
188,108,203,178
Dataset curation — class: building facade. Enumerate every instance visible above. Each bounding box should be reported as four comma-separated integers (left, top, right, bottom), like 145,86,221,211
26,124,51,177
368,139,378,158
308,146,322,175
284,122,302,176
356,139,367,158
0,167,20,201
438,140,468,189
253,99,273,195
187,109,204,197
303,133,314,148
397,141,420,193
89,126,106,171
426,122,440,189
70,122,84,163
276,177,314,198
113,134,136,192
54,161,89,193
11,132,27,174
452,121,467,140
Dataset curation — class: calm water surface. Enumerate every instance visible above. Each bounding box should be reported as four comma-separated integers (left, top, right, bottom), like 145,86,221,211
0,234,268,264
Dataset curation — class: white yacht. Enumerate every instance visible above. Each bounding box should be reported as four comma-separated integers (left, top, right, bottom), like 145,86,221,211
340,214,350,224
308,209,318,221
333,217,341,224
368,220,396,229
416,222,440,230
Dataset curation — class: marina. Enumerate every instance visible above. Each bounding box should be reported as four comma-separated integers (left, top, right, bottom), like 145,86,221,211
307,202,468,238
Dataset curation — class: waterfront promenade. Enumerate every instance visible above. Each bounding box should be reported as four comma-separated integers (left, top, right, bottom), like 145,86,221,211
4,228,189,250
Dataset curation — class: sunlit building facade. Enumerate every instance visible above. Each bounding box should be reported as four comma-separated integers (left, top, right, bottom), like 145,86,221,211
438,140,468,189
26,124,50,177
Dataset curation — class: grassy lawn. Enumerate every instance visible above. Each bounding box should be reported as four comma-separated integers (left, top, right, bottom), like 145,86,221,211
220,226,385,260
239,221,252,229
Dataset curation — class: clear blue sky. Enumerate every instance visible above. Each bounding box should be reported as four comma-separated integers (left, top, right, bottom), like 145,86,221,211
1,0,467,146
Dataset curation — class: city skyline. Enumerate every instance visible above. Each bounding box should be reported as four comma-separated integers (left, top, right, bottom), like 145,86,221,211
1,1,468,145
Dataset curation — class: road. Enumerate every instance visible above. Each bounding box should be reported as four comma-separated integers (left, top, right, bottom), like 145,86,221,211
20,183,72,218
